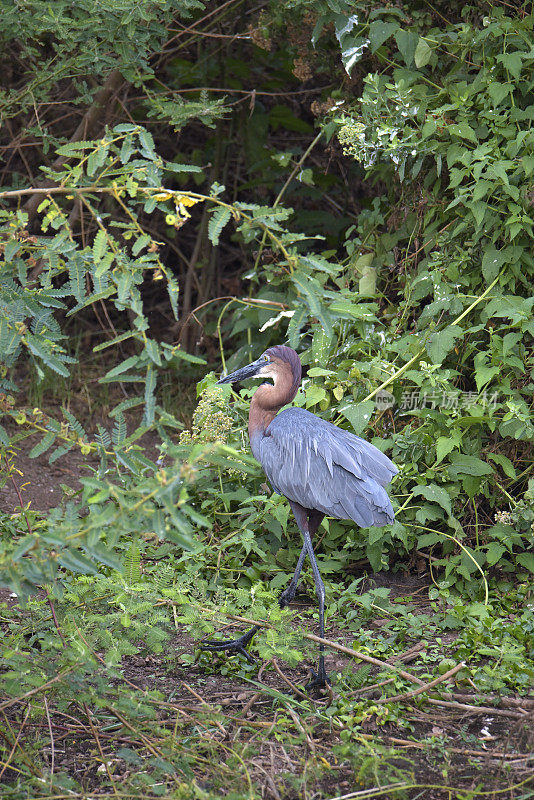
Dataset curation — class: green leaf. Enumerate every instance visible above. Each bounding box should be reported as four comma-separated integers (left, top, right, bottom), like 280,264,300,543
449,122,478,144
145,339,162,367
138,128,156,158
29,431,56,459
208,207,232,246
474,364,500,392
487,82,511,107
472,180,493,202
522,155,534,177
102,355,141,381
516,553,534,573
172,349,206,364
167,276,179,321
497,52,523,80
67,256,86,302
425,325,461,366
94,251,114,279
132,234,151,256
481,247,507,281
63,408,86,437
49,444,74,463
358,264,376,296
57,549,98,575
366,540,383,571
292,272,333,340
92,229,107,263
413,484,452,517
417,531,442,548
368,20,398,53
4,240,22,261
87,544,122,571
448,454,493,477
435,436,458,465
287,306,307,349
394,30,418,66
338,401,375,435
93,331,137,353
12,535,39,561
485,543,506,566
489,161,510,185
0,425,9,446
467,201,487,227
328,299,378,321
25,334,70,377
87,146,107,177
115,449,140,473
305,384,326,407
487,453,516,478
144,365,157,425
414,37,432,67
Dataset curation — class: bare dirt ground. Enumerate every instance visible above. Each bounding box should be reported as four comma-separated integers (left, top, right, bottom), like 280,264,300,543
1,430,533,799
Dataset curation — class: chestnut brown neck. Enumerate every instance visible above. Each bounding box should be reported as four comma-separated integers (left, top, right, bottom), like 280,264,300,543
248,361,299,439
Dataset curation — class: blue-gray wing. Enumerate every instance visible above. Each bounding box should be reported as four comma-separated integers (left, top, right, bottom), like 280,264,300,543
258,408,398,527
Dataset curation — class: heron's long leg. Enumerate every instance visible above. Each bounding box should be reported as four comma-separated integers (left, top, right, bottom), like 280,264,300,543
302,529,329,688
279,509,324,607
198,503,327,677
288,502,329,689
279,543,306,607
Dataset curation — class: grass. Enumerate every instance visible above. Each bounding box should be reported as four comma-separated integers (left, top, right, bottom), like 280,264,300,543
0,510,532,799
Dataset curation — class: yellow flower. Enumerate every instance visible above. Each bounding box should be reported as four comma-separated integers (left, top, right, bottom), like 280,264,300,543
175,195,200,208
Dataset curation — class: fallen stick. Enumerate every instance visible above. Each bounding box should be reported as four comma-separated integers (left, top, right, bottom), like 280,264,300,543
375,661,465,704
426,698,525,720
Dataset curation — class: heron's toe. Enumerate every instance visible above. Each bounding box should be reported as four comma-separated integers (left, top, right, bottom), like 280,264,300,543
198,626,258,664
279,586,297,608
305,661,332,697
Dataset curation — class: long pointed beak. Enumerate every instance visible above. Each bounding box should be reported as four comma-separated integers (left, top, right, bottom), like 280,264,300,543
217,357,264,385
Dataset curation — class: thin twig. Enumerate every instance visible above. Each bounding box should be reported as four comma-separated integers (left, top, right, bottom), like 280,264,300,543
376,661,465,704
427,698,525,719
0,668,74,711
387,641,426,664
448,692,534,710
0,706,38,778
83,703,119,796
181,683,226,734
286,705,316,755
304,632,425,687
238,692,262,719
359,733,533,760
251,760,282,800
43,697,55,787
270,659,308,700
106,707,165,759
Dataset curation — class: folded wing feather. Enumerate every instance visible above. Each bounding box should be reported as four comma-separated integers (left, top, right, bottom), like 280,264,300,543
259,408,397,527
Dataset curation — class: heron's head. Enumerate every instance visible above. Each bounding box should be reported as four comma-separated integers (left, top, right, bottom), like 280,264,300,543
218,345,301,398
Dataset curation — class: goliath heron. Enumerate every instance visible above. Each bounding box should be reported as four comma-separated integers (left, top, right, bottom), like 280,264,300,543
200,345,398,689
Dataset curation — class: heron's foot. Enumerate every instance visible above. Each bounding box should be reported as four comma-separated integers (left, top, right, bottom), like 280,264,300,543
198,626,258,664
279,583,298,608
305,657,331,693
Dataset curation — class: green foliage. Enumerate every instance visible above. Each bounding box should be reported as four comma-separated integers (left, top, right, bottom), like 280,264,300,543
0,0,205,117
